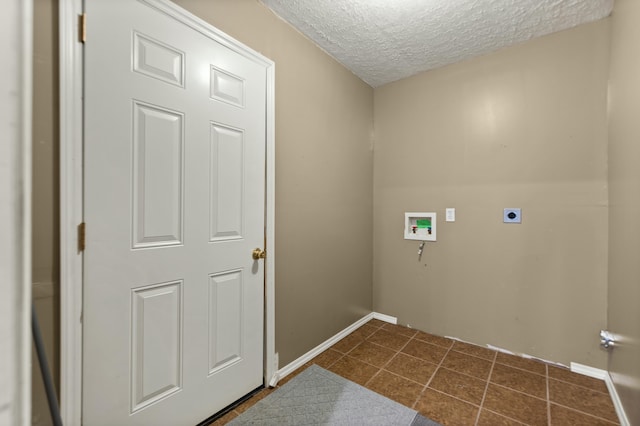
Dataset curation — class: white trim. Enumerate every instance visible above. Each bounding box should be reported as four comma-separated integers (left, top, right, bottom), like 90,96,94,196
139,0,273,69
59,1,276,423
605,375,631,426
264,61,277,386
269,313,375,387
571,363,630,426
372,312,398,324
19,0,33,421
59,0,84,424
570,362,608,380
1,0,32,423
269,312,398,387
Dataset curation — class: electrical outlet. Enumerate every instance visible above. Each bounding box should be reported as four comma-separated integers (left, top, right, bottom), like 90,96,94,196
503,208,521,223
445,208,455,222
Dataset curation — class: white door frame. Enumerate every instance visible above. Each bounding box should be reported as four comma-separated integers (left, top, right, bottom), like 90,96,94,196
1,0,32,424
59,1,276,424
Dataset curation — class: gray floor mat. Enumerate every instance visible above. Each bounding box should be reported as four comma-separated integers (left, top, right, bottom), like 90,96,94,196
229,364,441,426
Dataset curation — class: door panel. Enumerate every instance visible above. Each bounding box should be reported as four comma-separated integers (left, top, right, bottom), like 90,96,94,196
210,123,245,241
132,101,184,248
83,1,267,424
131,280,183,412
208,270,244,373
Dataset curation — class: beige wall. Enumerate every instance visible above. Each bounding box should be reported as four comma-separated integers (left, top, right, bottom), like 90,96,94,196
33,0,59,287
373,20,610,368
607,0,640,423
151,0,376,366
32,0,59,425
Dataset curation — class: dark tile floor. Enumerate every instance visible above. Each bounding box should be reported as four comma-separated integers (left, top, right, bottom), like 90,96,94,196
213,319,620,425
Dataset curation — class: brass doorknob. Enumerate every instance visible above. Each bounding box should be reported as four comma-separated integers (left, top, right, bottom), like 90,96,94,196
252,248,266,260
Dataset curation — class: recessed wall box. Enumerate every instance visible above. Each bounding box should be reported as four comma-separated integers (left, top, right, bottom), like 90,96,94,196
405,212,436,241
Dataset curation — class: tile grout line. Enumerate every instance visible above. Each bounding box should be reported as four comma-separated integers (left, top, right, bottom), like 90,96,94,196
546,376,618,423
494,360,547,377
473,350,497,425
321,349,344,371
411,338,456,410
548,375,611,395
548,402,621,425
481,408,530,426
546,364,551,426
362,328,417,388
425,387,483,406
489,381,550,402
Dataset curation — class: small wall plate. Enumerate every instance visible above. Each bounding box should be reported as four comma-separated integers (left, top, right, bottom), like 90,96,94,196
503,208,521,223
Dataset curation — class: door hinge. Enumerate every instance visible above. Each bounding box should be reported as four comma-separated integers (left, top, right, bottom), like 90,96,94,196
79,13,86,43
78,222,86,252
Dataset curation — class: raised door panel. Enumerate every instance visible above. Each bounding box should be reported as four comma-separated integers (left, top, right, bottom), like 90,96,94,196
209,123,244,242
132,101,184,249
131,280,183,413
210,66,245,108
133,32,185,87
208,270,243,374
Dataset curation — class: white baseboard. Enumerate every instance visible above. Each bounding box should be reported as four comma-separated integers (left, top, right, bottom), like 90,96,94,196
570,362,607,380
269,312,397,387
372,312,398,324
571,363,629,426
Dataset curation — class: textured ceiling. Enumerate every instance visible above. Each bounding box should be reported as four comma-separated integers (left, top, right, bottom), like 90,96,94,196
260,0,614,87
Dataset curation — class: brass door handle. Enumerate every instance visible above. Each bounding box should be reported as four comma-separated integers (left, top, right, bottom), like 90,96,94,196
252,248,266,260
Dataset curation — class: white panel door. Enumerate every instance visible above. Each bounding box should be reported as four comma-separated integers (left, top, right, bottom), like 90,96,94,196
82,1,267,424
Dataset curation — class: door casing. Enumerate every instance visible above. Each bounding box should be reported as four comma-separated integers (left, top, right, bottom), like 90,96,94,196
59,1,276,424
2,0,32,423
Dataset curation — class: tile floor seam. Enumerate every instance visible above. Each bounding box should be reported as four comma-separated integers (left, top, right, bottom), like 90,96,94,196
482,408,531,425
412,340,455,410
412,337,454,350
449,348,498,363
363,330,413,388
381,324,420,339
378,367,431,388
398,345,444,365
426,387,482,409
322,352,343,370
546,364,551,426
473,350,497,426
549,402,621,425
494,360,547,377
339,338,401,388
365,338,407,353
489,381,549,402
548,376,610,395
438,365,493,383
451,342,497,361
341,339,364,356
342,353,385,373
362,370,381,388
